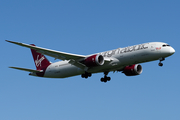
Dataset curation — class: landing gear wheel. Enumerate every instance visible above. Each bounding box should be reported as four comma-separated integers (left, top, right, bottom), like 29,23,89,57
81,72,92,79
158,58,165,67
81,74,85,78
100,72,111,83
158,63,163,67
104,79,107,83
100,77,107,83
107,77,111,81
88,73,92,77
101,78,104,82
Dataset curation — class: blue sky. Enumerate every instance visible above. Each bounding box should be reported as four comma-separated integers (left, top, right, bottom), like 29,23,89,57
0,0,180,120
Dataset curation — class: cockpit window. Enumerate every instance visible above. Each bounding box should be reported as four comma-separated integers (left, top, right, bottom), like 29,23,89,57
162,44,166,47
162,44,170,47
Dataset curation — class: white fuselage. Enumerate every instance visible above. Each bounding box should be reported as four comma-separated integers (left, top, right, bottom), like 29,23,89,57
38,42,175,78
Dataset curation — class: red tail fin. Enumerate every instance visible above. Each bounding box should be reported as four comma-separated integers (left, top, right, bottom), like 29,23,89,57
30,44,51,70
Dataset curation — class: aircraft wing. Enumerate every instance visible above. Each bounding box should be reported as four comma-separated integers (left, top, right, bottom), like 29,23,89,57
9,67,43,73
6,40,86,61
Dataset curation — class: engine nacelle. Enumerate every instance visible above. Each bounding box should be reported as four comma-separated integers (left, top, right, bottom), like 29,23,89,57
123,64,143,76
84,54,104,67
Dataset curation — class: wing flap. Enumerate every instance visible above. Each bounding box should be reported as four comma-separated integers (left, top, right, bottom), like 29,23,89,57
9,67,43,73
6,40,86,61
68,59,88,71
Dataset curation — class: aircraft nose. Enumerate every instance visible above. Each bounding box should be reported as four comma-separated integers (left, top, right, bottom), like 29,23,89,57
170,47,175,54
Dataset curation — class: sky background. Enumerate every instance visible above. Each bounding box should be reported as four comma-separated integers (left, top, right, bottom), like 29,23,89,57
0,0,180,120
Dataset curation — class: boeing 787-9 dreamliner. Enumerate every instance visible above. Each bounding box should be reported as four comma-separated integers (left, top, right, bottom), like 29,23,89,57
6,40,175,83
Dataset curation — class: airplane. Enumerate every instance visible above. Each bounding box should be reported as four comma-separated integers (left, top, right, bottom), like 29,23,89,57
6,40,175,83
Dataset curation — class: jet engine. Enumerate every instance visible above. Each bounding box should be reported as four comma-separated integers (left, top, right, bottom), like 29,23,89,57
123,64,143,76
84,54,104,67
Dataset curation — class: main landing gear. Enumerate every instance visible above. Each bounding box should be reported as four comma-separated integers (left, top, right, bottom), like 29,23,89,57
81,71,111,83
158,57,165,67
81,72,92,79
100,72,111,83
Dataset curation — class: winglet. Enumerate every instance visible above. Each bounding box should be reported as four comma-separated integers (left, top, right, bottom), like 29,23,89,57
5,40,27,48
5,40,11,42
6,40,21,44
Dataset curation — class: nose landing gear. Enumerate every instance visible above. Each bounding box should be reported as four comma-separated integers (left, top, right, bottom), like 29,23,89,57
158,58,165,67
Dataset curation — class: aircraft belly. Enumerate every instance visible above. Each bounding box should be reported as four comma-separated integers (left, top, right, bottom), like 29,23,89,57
87,60,122,73
44,63,84,78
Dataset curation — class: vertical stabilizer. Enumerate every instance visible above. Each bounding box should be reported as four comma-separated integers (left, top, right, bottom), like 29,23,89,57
30,44,51,70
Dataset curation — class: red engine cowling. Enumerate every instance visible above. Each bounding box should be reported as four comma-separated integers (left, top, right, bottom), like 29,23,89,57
84,54,104,67
123,64,143,76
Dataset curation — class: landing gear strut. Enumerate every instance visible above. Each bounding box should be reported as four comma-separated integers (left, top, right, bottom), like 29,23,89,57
100,72,111,83
158,58,165,67
81,72,92,79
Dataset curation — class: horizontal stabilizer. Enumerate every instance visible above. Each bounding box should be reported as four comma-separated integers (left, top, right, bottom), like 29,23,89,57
9,67,43,73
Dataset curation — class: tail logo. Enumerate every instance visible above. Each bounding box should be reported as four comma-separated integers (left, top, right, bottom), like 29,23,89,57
35,55,45,67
